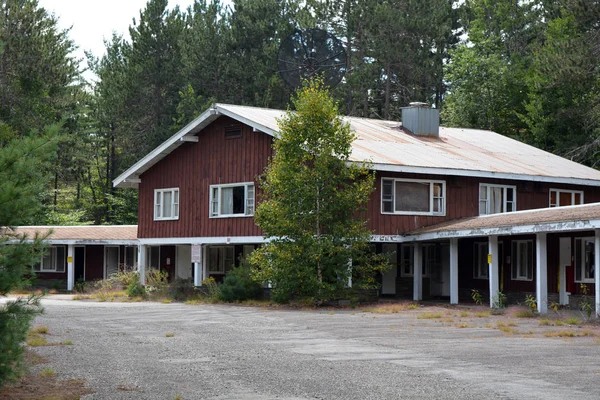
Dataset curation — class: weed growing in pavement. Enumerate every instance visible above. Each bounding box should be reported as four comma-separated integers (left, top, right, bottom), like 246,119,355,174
62,340,73,345
40,368,56,378
524,294,537,313
30,326,49,335
475,312,491,318
471,289,484,305
407,303,419,310
492,290,507,312
165,333,175,338
515,310,537,318
417,313,443,319
26,335,48,347
565,317,582,326
460,311,470,317
579,284,595,321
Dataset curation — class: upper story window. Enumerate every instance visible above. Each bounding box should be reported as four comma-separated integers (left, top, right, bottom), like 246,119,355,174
511,240,533,281
550,189,583,207
381,178,445,216
479,184,516,215
154,188,179,220
210,182,255,218
575,238,595,283
33,246,66,273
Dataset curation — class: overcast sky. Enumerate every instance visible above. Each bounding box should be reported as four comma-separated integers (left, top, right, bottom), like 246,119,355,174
38,0,197,78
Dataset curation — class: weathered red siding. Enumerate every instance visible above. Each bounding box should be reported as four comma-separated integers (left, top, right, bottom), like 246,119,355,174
138,116,273,238
367,172,600,235
138,117,600,239
85,245,104,281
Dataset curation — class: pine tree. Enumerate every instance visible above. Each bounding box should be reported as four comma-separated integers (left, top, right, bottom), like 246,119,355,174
250,79,388,303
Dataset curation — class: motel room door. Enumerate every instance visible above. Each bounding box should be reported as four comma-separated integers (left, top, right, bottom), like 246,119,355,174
104,246,120,279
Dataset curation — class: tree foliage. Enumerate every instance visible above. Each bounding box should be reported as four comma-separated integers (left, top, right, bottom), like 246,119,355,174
250,79,388,303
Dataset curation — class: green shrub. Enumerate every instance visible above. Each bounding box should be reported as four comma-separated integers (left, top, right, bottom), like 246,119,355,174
126,281,146,298
111,270,139,288
145,269,169,297
0,296,43,388
219,264,262,302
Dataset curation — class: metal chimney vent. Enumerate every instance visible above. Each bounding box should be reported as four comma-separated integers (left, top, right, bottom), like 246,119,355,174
401,103,439,138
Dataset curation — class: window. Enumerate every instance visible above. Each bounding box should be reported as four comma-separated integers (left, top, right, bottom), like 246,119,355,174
381,178,445,216
210,182,255,217
474,242,489,279
399,244,434,277
33,246,66,273
550,189,583,207
479,184,516,215
124,246,138,270
147,246,160,270
225,127,242,139
208,246,235,273
575,238,595,283
400,244,414,277
511,240,533,281
154,188,179,220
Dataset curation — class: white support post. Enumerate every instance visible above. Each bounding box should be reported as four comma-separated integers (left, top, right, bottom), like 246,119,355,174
194,245,203,287
137,244,146,285
450,238,459,304
413,243,423,301
347,257,353,288
536,233,548,314
67,245,74,291
202,245,209,282
595,230,600,317
488,236,499,308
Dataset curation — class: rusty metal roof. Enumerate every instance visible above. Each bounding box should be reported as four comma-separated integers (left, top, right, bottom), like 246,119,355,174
405,203,600,240
6,225,138,244
114,104,600,188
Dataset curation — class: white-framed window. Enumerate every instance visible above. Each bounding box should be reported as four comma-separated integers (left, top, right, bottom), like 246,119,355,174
400,244,414,277
473,242,489,279
381,178,445,216
479,184,516,215
575,238,595,283
550,189,583,207
208,246,235,273
399,244,435,277
210,182,255,217
124,246,138,270
154,188,179,220
33,246,66,273
147,246,160,270
511,240,533,281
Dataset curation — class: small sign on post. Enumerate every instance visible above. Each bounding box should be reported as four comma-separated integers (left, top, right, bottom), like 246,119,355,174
191,245,202,263
487,254,492,264
67,256,73,263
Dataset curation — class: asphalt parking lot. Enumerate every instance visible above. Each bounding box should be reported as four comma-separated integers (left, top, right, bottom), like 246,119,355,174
8,297,600,399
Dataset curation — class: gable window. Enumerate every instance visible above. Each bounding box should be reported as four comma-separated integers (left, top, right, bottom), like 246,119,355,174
208,246,235,273
381,178,445,216
550,189,583,207
154,188,179,220
473,242,489,279
511,240,533,281
479,184,516,215
33,246,66,273
225,127,242,139
210,182,255,217
575,238,595,283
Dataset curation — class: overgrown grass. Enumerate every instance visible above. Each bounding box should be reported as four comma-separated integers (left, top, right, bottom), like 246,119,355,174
565,317,582,325
165,333,175,338
406,303,419,310
40,368,56,378
362,303,407,314
475,312,491,318
417,312,443,319
515,310,537,318
62,340,73,345
26,336,48,347
30,326,49,335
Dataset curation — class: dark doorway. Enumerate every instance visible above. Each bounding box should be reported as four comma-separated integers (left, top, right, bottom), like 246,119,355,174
75,247,85,281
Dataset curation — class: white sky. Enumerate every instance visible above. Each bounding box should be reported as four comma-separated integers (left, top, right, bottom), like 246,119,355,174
38,1,197,79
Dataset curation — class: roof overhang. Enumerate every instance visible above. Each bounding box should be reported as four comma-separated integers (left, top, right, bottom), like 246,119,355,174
113,105,277,189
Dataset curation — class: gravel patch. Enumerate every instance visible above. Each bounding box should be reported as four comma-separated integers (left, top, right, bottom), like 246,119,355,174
5,297,600,399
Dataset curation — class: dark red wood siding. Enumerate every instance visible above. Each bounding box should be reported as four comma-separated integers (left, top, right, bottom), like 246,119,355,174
85,245,104,281
137,116,600,239
367,172,600,235
138,116,273,238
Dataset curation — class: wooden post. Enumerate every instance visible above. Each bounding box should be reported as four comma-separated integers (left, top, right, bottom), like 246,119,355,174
67,245,74,291
413,243,423,301
450,238,458,304
536,233,548,314
488,236,499,308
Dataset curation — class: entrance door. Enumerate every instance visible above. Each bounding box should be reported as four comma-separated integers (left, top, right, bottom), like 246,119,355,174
431,243,450,297
75,246,85,281
104,246,120,278
559,237,572,305
381,244,397,295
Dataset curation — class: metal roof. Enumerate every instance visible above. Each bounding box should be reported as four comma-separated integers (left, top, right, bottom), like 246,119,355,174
113,103,600,188
404,203,600,241
6,225,138,244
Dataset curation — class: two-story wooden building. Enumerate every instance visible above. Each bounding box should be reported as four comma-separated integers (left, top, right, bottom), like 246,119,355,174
114,104,600,314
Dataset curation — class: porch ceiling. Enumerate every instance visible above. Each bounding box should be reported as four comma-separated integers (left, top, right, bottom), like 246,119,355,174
404,203,600,241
